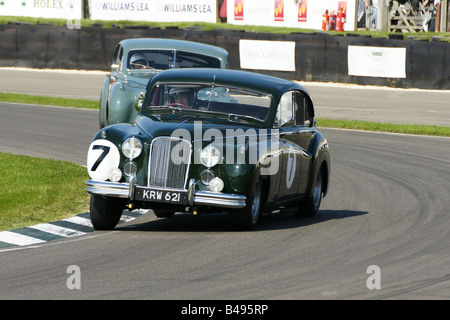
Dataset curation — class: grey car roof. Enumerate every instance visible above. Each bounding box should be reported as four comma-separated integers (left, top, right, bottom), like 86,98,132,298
119,38,228,59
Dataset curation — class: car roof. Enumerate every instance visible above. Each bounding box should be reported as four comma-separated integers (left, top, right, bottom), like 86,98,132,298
119,38,228,59
148,68,307,98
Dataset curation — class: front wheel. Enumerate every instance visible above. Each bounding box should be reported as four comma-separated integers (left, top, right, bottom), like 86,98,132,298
229,179,262,230
90,194,125,230
295,169,323,218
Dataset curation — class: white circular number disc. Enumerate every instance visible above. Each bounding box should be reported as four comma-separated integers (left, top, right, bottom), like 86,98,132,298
87,140,120,181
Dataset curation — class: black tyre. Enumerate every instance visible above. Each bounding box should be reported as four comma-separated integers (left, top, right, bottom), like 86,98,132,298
230,179,262,230
295,169,323,218
90,194,125,230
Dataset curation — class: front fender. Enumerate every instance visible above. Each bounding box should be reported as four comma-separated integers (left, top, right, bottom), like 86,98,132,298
107,83,137,125
306,131,330,196
224,163,259,195
106,76,148,125
221,140,267,195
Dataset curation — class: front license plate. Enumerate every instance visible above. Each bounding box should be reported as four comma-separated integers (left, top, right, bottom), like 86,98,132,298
135,187,188,205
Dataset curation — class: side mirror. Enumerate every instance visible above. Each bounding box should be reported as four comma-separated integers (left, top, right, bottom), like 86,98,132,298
111,64,119,71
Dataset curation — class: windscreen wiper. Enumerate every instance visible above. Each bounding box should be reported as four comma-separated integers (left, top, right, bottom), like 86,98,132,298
228,113,264,124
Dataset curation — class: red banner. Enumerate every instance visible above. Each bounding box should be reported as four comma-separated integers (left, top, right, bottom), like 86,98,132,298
298,0,307,22
234,0,244,20
274,0,284,21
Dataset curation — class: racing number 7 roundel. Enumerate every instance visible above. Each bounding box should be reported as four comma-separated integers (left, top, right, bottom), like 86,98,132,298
87,140,121,181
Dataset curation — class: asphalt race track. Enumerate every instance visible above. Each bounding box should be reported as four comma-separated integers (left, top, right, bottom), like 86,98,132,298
0,70,450,300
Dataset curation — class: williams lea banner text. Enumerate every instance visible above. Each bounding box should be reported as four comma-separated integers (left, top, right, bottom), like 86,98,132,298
88,0,217,23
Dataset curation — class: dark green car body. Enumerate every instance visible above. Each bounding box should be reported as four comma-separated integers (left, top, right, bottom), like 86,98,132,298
99,38,228,128
87,68,330,230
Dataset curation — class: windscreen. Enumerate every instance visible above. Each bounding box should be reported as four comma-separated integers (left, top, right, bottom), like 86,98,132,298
127,50,221,70
146,83,272,122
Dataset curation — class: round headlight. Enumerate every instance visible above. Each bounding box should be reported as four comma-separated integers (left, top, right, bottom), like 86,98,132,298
135,92,145,112
200,169,214,186
123,161,137,177
199,145,221,168
108,167,122,182
209,177,224,193
122,137,143,160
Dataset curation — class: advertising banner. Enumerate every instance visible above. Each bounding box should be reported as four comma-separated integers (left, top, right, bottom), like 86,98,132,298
0,0,83,19
88,0,217,23
228,0,356,31
239,39,296,72
348,45,407,78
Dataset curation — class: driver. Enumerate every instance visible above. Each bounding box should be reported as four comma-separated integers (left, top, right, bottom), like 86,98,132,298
169,87,192,108
130,53,149,69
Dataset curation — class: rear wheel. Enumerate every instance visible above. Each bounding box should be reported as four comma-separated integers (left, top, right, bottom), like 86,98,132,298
295,169,323,218
90,194,125,230
230,179,262,230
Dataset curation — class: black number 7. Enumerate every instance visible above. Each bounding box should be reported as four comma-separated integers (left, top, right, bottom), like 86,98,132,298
91,145,110,171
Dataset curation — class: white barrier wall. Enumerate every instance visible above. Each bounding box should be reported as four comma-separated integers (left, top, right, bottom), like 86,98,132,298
88,0,217,23
239,39,296,71
228,0,356,31
0,0,83,19
348,45,407,78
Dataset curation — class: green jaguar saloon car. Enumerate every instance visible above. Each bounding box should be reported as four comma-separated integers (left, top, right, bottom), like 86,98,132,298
99,38,228,128
87,68,330,230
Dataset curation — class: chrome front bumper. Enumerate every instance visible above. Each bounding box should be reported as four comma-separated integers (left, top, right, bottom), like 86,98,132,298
86,179,246,209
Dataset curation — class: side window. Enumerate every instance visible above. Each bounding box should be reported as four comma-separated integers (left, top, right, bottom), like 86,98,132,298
275,92,294,127
294,91,312,126
118,47,123,70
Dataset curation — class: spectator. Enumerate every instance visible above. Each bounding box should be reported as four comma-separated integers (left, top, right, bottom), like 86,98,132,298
363,0,378,29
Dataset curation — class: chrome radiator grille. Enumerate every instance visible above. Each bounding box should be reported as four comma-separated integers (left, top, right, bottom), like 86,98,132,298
148,137,191,189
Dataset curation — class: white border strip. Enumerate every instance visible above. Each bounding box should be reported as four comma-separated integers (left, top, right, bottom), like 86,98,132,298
64,216,93,227
0,231,46,246
29,223,86,237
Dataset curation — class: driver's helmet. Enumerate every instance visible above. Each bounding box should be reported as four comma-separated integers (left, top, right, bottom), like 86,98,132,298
130,53,148,69
169,87,190,97
169,87,193,106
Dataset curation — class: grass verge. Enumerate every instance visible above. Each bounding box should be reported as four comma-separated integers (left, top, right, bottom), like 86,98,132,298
0,152,90,231
1,16,449,41
316,118,450,137
0,92,98,110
